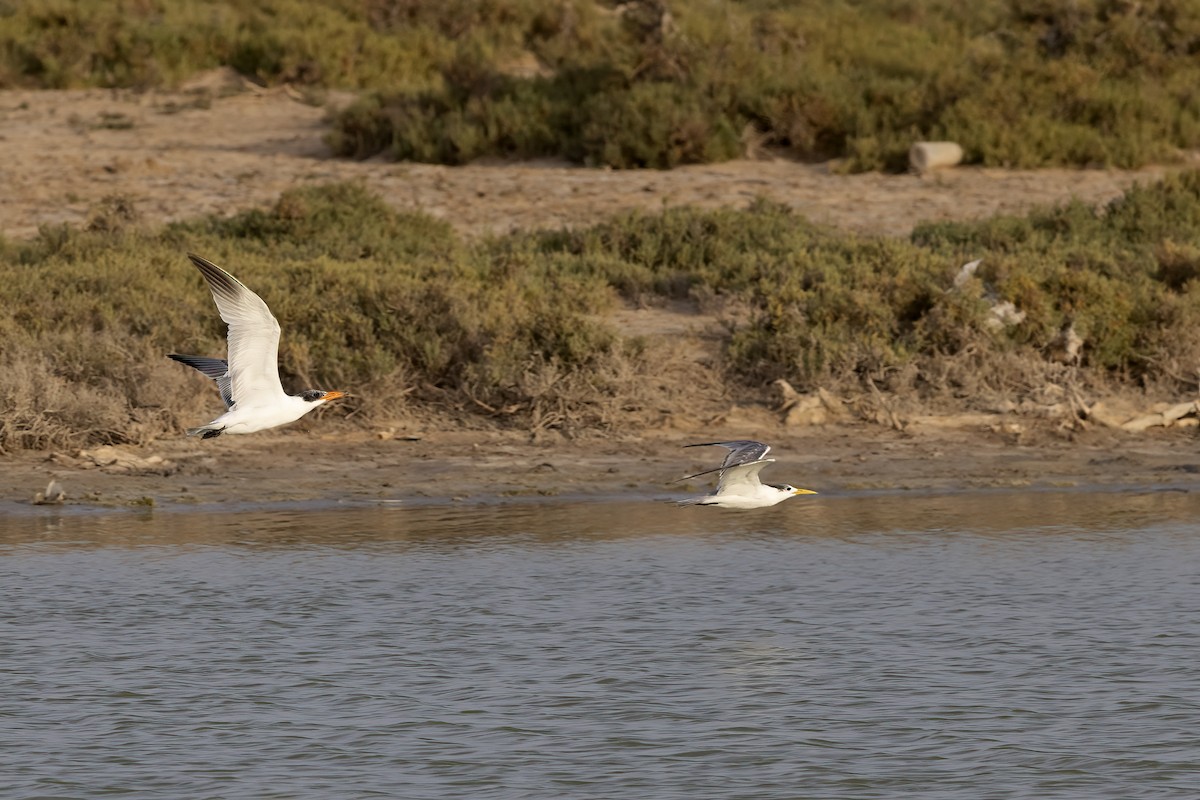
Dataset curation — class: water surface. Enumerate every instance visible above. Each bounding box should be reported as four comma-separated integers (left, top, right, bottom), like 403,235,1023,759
3,489,1199,798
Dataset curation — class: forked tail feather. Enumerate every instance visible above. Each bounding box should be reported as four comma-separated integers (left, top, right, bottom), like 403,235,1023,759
186,425,224,439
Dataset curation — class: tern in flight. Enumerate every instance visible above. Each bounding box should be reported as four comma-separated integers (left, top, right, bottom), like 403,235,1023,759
675,440,817,508
169,254,344,439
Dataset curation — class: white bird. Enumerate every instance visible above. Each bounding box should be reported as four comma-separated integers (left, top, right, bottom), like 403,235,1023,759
33,479,66,505
169,254,344,439
675,440,816,508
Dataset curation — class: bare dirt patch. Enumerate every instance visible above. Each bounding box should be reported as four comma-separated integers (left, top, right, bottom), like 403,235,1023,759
0,84,1179,241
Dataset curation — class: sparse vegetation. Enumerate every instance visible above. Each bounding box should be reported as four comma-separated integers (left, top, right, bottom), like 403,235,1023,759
5,175,1200,452
0,183,645,451
2,1,1199,171
534,171,1200,401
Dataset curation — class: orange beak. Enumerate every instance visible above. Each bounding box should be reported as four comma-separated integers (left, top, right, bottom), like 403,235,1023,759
323,391,346,402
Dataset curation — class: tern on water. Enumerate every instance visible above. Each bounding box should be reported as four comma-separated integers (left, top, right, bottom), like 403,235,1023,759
675,440,817,508
169,254,345,439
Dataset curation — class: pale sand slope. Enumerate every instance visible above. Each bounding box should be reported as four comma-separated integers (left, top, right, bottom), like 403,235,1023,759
0,84,1177,241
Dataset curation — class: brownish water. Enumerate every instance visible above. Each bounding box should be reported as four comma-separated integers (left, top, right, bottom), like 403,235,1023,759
2,489,1198,798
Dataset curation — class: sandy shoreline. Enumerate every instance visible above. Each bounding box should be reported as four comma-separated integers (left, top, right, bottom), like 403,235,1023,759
4,421,1199,516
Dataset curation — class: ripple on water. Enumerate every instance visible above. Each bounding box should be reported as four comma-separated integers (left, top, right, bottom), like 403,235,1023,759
2,489,1200,798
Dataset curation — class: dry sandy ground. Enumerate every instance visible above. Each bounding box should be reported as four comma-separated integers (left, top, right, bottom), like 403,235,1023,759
3,81,1199,512
0,81,1178,240
5,422,1200,514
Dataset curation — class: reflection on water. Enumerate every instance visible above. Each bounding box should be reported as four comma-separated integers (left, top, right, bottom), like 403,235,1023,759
2,489,1199,799
7,486,1200,547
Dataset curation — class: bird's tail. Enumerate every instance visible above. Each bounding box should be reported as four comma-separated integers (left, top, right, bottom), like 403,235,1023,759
674,496,710,507
185,425,224,439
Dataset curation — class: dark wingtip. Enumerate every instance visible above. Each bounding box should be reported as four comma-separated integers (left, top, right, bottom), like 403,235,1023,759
186,253,242,297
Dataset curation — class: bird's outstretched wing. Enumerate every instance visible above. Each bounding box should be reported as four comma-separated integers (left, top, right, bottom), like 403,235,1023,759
188,254,284,406
168,354,234,409
677,440,773,482
714,460,772,496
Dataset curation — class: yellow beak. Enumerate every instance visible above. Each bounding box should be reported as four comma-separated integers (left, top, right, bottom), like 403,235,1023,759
794,488,818,495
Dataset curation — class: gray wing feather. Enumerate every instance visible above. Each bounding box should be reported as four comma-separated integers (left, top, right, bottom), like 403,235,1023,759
168,354,234,409
677,440,772,482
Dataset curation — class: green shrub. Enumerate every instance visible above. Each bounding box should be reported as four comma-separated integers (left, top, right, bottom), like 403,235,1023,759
10,1,1199,172
534,171,1200,391
326,0,1200,171
0,182,624,450
8,173,1200,451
